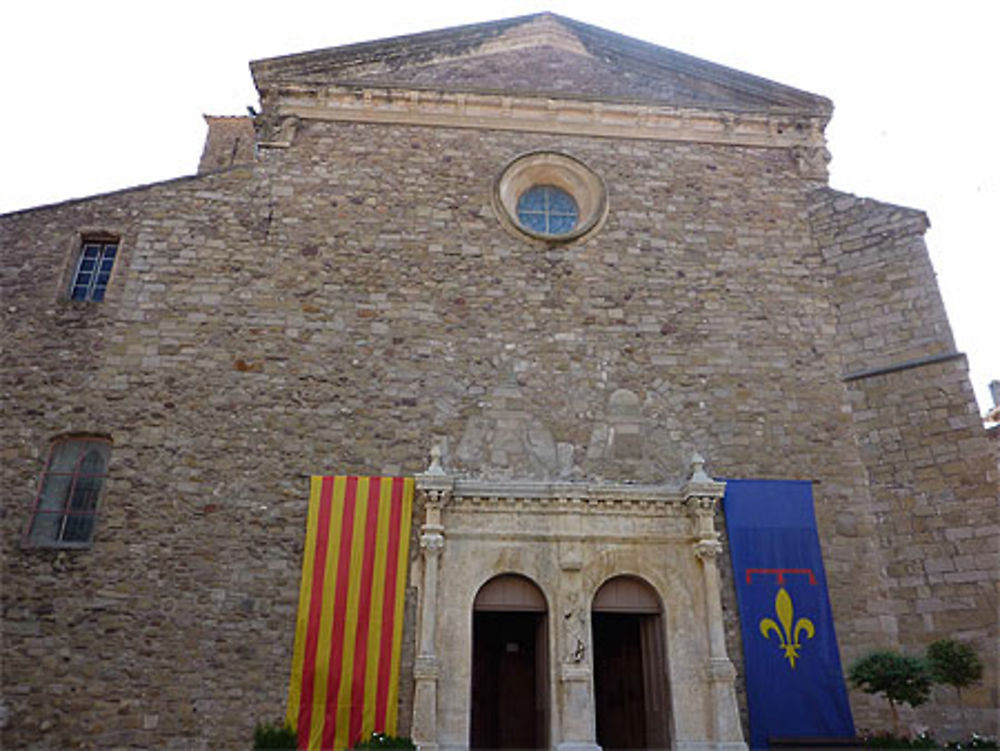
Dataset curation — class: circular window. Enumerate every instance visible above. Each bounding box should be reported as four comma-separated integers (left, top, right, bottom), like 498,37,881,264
494,151,607,244
516,185,579,236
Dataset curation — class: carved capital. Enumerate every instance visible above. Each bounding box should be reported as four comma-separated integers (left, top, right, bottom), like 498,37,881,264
420,487,452,509
419,530,445,556
686,493,720,541
685,494,718,515
416,446,454,517
693,537,724,560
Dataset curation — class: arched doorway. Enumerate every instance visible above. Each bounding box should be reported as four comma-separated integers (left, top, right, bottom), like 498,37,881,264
469,574,549,750
591,576,670,750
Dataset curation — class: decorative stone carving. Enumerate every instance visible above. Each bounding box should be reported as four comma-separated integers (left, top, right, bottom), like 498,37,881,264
694,538,724,560
269,86,829,151
683,451,726,546
419,530,444,555
256,113,300,148
792,144,831,181
562,591,587,663
410,454,746,750
678,453,745,747
424,444,445,477
411,452,456,751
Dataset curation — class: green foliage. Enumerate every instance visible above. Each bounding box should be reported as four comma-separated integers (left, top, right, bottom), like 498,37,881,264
863,731,938,748
849,651,933,709
926,639,983,694
849,650,933,735
352,732,416,750
945,734,999,750
860,732,998,750
253,719,298,750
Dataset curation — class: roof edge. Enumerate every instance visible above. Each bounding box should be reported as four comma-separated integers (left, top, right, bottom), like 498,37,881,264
250,12,831,116
250,13,544,87
0,164,255,221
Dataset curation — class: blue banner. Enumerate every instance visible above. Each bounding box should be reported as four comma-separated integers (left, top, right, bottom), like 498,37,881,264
723,479,855,749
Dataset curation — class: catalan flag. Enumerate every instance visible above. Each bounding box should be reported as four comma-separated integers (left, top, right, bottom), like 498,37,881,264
287,476,414,750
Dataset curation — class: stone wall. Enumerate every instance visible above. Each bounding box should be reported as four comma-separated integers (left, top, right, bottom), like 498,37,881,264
198,116,256,174
810,191,999,735
1,117,990,747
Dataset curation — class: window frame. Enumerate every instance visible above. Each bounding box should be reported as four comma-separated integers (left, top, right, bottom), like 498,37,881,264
516,184,580,236
69,236,120,302
493,151,608,246
22,436,112,550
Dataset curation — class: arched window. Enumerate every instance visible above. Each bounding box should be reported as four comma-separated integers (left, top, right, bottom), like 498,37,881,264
24,436,111,548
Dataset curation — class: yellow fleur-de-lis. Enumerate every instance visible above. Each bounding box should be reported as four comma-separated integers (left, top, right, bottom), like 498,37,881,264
759,587,815,668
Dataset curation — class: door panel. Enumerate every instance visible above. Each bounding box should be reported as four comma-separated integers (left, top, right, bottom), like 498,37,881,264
593,613,647,750
470,611,546,750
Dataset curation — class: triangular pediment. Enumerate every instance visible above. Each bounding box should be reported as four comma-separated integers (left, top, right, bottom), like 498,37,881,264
251,13,831,114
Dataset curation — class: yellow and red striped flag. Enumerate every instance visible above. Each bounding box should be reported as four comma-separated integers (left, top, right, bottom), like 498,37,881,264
287,476,414,750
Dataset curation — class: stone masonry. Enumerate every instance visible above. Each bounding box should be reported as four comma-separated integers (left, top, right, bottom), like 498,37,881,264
810,192,999,734
2,13,997,749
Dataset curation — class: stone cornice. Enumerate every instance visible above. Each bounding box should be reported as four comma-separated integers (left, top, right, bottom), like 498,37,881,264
448,498,685,518
263,83,829,151
446,529,690,543
449,477,685,503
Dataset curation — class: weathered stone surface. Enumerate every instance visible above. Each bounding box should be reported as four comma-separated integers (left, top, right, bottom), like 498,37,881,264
1,13,996,749
810,191,999,735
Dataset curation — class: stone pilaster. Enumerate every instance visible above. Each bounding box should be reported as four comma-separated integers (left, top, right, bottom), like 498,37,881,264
684,453,747,751
557,540,600,751
411,448,453,751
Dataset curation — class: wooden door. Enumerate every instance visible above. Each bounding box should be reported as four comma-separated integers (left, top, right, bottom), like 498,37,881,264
470,611,545,749
593,613,647,750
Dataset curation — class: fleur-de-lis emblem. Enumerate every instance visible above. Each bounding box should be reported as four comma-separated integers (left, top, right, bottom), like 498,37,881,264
759,587,815,668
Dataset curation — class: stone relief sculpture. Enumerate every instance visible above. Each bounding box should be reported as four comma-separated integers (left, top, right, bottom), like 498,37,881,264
563,592,587,663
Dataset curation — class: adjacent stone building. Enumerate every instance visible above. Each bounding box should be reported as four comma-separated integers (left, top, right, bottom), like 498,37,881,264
2,13,997,750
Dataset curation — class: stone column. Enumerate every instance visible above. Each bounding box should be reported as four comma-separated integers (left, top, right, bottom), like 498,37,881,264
411,449,453,751
684,453,747,751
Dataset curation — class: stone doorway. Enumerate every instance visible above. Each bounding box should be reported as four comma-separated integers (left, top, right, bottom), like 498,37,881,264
592,576,670,750
469,574,549,750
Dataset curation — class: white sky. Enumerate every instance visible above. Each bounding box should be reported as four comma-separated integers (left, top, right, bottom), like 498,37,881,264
2,1,997,412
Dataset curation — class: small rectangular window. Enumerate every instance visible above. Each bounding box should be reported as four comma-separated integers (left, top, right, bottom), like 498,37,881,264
23,437,111,548
70,239,118,301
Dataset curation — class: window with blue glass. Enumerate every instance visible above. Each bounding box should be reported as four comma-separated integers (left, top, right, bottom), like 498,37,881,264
516,185,579,236
70,240,118,301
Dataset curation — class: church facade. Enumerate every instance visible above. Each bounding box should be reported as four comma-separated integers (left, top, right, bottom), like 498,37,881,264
2,14,997,750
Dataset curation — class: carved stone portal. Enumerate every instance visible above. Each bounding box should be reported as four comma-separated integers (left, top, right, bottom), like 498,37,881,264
411,451,747,751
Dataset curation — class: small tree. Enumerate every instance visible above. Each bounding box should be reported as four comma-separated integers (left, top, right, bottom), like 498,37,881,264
927,638,983,701
848,651,932,735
